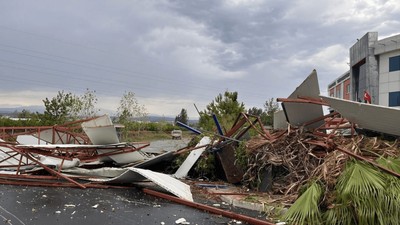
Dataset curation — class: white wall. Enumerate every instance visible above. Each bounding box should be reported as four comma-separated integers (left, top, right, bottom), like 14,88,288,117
379,50,400,106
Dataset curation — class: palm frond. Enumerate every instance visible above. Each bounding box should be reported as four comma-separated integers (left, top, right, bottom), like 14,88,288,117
333,160,399,225
376,157,400,224
376,156,400,173
336,161,386,201
323,203,354,225
281,181,323,225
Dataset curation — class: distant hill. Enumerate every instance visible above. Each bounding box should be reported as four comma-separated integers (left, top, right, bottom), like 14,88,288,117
0,106,45,116
0,106,198,124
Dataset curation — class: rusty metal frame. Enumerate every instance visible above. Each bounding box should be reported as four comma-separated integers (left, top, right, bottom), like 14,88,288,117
0,140,150,188
277,97,329,106
220,113,273,142
0,116,152,188
0,117,101,144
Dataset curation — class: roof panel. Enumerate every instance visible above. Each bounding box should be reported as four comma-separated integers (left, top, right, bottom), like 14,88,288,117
321,96,400,136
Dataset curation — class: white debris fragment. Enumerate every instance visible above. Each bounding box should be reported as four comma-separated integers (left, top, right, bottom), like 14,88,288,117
175,218,190,224
275,222,286,225
212,203,221,207
71,211,76,215
64,204,76,208
160,222,165,225
42,195,47,198
55,211,61,214
92,204,99,209
153,204,161,208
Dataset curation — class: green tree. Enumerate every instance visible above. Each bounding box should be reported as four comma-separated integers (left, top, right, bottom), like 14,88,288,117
18,109,34,119
198,91,245,131
263,98,280,126
116,91,147,123
175,108,188,125
79,88,99,118
41,91,82,125
116,91,148,140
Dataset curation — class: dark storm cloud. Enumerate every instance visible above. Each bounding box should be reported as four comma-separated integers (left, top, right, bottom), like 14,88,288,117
0,0,399,117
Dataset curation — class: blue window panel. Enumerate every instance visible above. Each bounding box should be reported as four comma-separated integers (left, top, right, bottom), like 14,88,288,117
389,91,400,107
389,55,400,72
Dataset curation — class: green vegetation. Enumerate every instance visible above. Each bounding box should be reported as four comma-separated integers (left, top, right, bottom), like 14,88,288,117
198,91,245,131
175,108,188,125
282,181,323,225
282,160,400,225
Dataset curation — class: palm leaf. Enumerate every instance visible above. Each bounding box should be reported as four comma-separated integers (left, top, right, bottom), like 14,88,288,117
376,156,400,173
336,161,386,201
376,157,400,224
333,161,396,225
282,181,323,225
324,203,354,225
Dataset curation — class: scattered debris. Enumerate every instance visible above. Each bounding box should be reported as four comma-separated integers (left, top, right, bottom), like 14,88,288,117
175,218,189,224
1,69,400,224
174,136,210,179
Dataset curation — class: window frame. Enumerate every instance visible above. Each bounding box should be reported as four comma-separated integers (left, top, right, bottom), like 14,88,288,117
389,91,400,107
389,55,400,72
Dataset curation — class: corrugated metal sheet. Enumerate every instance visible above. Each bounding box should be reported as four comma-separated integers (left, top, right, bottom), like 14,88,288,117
63,167,193,201
282,70,324,129
174,137,210,178
81,115,148,164
81,115,120,145
321,96,400,136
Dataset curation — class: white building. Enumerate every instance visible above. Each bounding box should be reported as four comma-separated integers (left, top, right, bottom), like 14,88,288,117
329,32,400,107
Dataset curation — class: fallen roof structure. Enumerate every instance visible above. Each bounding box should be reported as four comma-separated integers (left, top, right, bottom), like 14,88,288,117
62,167,193,202
279,69,325,129
321,95,400,137
0,115,198,201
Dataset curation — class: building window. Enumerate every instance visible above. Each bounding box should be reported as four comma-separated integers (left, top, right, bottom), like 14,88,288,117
346,84,350,94
389,91,400,106
389,55,400,72
336,88,341,98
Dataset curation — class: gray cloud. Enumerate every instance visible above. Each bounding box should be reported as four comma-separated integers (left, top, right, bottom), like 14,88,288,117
0,0,399,118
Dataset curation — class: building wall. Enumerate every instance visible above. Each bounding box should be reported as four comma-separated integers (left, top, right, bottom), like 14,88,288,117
378,50,400,106
329,87,335,97
330,32,400,107
328,71,350,99
349,32,379,103
343,79,351,100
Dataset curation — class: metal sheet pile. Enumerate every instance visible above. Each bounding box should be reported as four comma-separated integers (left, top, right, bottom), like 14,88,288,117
0,115,193,201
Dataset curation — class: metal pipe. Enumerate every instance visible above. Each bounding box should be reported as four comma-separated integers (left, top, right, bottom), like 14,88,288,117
143,188,275,225
212,114,224,135
176,121,202,135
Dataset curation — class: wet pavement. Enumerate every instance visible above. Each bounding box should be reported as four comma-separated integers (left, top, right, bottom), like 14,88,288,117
0,139,267,225
0,185,255,225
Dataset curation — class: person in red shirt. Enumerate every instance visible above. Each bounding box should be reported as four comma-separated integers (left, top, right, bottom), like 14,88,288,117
363,90,371,104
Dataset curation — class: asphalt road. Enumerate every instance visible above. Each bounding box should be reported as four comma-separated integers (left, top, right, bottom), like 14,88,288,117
0,139,266,225
0,184,257,225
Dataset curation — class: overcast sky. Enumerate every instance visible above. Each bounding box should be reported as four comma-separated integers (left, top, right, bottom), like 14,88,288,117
0,0,399,119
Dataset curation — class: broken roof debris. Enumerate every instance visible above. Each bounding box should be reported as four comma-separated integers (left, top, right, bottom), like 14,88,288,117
1,69,400,224
0,115,190,201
